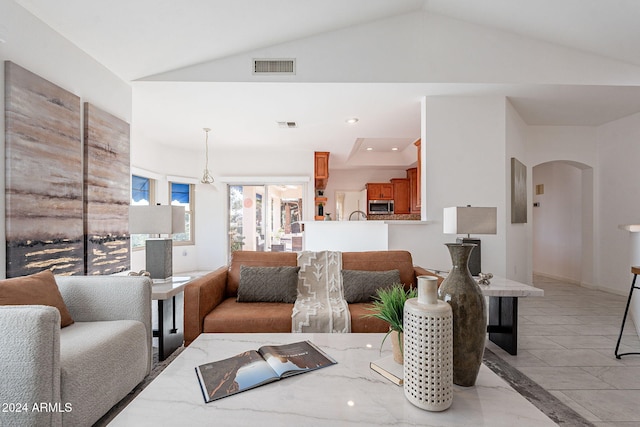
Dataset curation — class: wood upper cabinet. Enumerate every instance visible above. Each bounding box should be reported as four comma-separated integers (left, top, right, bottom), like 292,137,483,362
314,152,330,190
406,168,420,214
391,178,410,214
414,139,421,210
367,183,394,200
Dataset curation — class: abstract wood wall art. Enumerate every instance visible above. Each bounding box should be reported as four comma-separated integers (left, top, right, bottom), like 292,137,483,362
84,103,131,275
4,61,84,277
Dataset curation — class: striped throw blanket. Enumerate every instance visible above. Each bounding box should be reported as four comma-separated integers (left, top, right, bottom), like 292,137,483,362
292,251,351,333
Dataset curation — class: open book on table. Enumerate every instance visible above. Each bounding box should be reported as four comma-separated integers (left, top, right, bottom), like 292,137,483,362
195,340,337,403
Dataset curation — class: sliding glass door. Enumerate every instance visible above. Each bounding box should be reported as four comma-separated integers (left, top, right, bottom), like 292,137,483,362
228,184,303,256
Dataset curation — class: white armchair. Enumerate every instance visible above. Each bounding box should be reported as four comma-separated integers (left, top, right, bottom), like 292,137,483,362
0,275,152,427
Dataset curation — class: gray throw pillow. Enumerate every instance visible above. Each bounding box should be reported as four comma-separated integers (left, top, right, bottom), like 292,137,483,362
342,269,402,303
237,266,300,303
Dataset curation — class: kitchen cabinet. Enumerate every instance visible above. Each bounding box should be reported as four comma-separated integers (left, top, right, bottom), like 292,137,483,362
407,167,420,214
314,152,330,190
366,183,394,200
391,178,410,214
414,139,421,210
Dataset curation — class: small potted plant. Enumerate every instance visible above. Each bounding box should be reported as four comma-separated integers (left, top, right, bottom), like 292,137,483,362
366,284,417,364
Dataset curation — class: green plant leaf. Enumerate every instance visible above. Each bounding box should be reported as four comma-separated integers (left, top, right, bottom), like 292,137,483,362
363,283,417,333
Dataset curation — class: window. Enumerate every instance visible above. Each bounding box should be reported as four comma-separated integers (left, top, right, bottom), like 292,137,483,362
170,181,194,245
131,175,156,249
228,183,303,257
132,175,153,205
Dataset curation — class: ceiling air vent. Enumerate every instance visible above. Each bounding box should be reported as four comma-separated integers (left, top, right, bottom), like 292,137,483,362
276,121,298,129
253,59,296,75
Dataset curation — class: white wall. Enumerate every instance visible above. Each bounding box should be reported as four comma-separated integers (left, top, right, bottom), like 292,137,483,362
527,126,598,168
0,0,132,278
419,95,508,275
148,11,640,86
304,221,389,252
505,101,532,283
596,112,640,295
532,162,583,283
526,125,598,287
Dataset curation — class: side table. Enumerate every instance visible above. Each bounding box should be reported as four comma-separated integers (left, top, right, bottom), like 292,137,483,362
427,270,544,355
152,275,202,361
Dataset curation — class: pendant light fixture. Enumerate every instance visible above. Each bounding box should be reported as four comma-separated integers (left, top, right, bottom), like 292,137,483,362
200,127,214,184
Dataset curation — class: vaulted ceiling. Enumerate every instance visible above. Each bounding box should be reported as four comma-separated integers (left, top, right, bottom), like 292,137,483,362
14,0,640,168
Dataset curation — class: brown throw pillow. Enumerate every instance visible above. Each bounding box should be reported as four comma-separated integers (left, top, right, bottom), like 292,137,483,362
237,266,300,303
342,269,401,303
0,270,74,327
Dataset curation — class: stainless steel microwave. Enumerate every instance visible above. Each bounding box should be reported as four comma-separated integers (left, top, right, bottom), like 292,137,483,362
368,200,394,215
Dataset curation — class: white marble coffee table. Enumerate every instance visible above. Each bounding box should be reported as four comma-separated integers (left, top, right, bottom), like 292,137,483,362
108,333,555,426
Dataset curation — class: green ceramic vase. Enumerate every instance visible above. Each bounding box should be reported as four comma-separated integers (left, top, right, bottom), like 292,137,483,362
438,243,486,387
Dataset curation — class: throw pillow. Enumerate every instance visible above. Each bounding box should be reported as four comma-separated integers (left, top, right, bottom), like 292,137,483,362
0,270,74,327
342,269,402,303
237,266,300,303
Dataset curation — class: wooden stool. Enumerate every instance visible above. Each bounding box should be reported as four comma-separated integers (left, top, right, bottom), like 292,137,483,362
615,266,640,358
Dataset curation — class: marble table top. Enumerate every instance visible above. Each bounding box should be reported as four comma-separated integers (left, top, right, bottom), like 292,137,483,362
150,271,210,300
108,333,555,426
475,275,544,297
427,271,544,298
150,276,194,300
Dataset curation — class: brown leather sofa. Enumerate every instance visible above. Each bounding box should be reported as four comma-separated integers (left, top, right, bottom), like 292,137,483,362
184,250,440,346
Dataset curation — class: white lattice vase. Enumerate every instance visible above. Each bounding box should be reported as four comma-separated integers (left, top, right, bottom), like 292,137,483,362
403,275,453,411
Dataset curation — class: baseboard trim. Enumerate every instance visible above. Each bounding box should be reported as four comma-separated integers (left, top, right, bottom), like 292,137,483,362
533,272,628,297
533,271,580,285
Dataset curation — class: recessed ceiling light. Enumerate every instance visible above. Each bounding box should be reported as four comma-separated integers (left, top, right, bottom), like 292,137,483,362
391,147,399,151
366,147,373,151
345,118,359,124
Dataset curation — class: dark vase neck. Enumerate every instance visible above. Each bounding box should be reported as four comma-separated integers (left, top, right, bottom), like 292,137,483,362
445,243,476,273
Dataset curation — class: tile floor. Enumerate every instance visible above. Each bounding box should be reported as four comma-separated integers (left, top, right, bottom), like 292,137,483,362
485,275,640,426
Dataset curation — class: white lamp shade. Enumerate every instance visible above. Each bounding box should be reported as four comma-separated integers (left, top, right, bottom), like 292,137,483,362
129,205,186,234
443,206,497,235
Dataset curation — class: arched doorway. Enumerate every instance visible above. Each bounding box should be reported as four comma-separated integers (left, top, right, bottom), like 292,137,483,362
532,161,594,286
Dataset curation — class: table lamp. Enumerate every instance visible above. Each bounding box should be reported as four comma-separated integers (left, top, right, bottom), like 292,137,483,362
129,205,186,279
443,206,497,276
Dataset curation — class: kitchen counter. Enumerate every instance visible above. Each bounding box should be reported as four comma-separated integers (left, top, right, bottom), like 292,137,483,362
302,220,432,252
367,213,421,221
303,221,389,251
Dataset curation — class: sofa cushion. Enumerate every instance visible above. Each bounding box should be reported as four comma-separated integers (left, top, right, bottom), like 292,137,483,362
227,251,298,298
204,297,294,333
342,269,401,303
59,320,148,426
237,265,300,303
0,270,74,327
341,251,415,288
